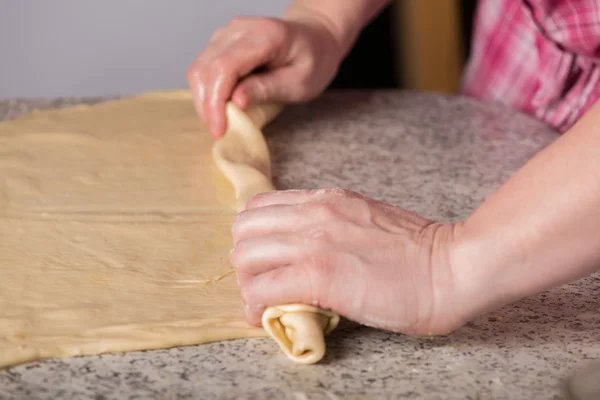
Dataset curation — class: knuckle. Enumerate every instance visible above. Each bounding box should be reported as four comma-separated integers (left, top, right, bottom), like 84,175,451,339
307,199,339,219
246,192,268,209
326,187,350,197
303,225,333,244
239,284,253,306
186,64,197,82
326,188,361,199
231,211,247,237
301,57,318,75
188,69,208,89
187,65,209,94
248,78,268,101
212,56,230,73
256,17,283,33
229,244,243,269
321,188,368,213
310,187,353,200
245,194,260,208
245,305,264,326
209,28,222,42
230,16,250,25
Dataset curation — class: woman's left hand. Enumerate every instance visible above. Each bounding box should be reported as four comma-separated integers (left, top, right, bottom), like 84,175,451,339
230,188,467,335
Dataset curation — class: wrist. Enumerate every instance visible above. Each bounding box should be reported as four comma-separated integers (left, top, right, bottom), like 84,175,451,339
283,6,354,60
283,0,390,59
448,219,529,323
423,222,476,334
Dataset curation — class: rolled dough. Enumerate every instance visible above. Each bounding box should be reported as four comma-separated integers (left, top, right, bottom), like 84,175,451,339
0,91,338,368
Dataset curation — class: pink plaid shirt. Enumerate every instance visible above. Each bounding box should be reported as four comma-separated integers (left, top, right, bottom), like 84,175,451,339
462,0,600,132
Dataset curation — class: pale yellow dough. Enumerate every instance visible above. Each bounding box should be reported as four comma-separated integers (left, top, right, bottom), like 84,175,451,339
0,91,338,368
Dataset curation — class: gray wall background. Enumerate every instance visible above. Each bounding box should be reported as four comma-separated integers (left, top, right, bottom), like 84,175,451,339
0,1,291,98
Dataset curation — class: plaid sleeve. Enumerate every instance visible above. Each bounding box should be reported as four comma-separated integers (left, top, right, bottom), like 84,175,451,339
462,0,600,133
526,0,600,60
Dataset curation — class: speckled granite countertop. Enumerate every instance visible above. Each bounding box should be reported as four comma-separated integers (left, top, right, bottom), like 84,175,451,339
1,91,599,400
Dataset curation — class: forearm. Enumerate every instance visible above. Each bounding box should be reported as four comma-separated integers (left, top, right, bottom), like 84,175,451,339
283,0,391,57
453,101,600,319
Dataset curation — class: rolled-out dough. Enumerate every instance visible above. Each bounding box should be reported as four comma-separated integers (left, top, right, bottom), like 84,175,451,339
0,91,338,368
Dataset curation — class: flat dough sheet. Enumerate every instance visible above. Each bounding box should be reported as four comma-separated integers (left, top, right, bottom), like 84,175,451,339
0,91,337,368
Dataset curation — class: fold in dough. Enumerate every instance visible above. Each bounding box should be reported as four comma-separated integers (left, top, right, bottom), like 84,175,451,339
0,90,338,368
215,103,340,364
262,305,340,365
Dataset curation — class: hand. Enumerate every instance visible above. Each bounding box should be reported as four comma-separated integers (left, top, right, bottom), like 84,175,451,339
230,188,465,336
187,16,343,138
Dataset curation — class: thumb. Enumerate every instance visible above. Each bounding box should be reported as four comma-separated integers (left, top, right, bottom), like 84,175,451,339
231,67,303,109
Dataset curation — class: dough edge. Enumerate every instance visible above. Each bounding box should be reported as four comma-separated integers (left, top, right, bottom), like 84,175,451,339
215,101,341,364
0,91,340,368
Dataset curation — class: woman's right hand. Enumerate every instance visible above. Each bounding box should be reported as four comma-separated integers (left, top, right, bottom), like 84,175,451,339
187,15,344,138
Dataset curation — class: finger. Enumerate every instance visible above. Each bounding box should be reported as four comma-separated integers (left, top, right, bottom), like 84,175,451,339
209,26,243,48
245,188,338,210
203,43,278,138
235,269,253,287
233,194,358,244
231,66,302,109
231,233,309,276
203,57,234,137
236,271,265,327
232,204,312,244
186,62,209,130
187,28,246,136
188,52,231,138
240,265,318,325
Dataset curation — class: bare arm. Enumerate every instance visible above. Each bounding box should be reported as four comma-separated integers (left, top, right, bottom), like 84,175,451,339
283,0,391,57
454,101,600,320
228,99,600,335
